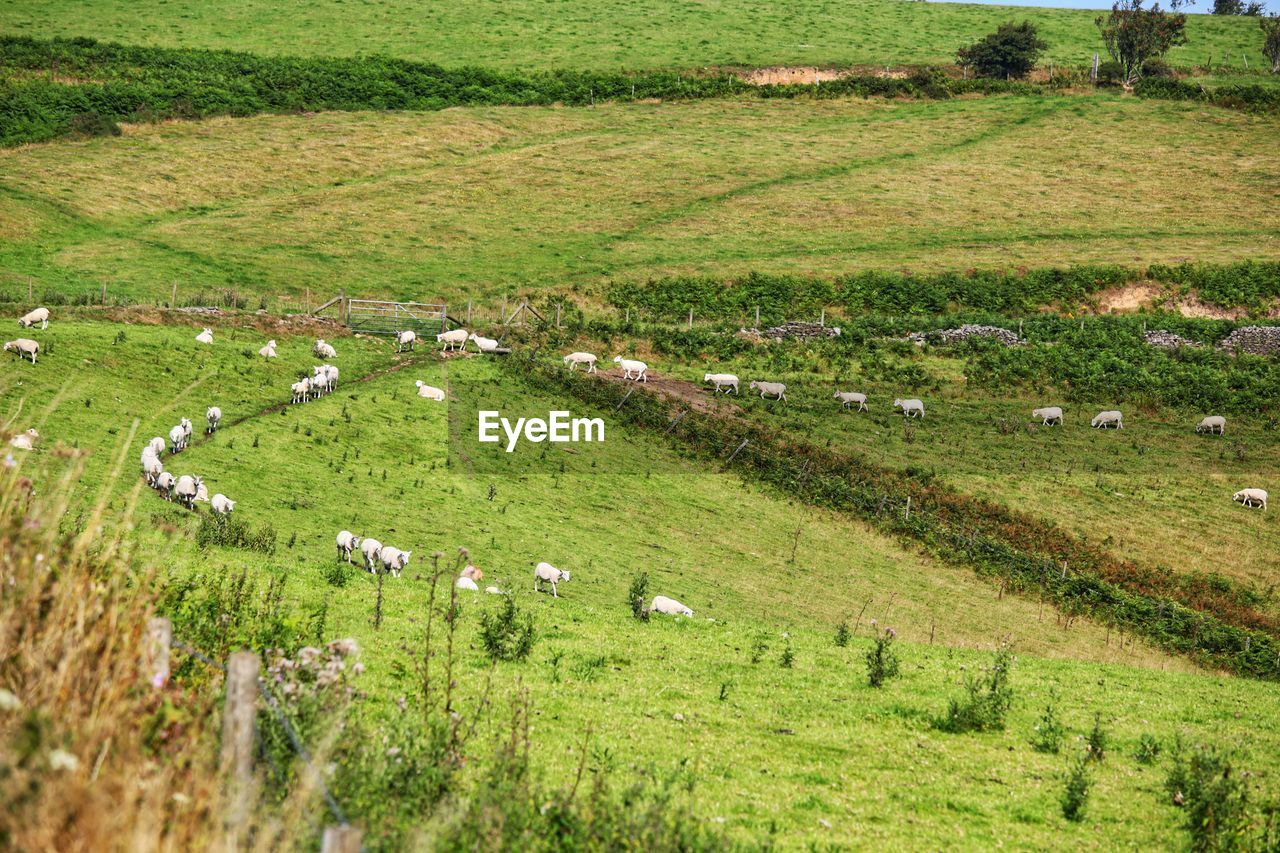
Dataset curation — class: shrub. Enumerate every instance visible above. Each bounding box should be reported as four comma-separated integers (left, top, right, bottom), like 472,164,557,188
1165,743,1252,850
1086,713,1109,762
1096,60,1127,86
1136,733,1162,764
628,572,650,621
1142,58,1174,77
1061,753,1092,822
865,625,900,688
479,596,536,662
194,514,276,555
936,645,1015,733
1031,702,1066,754
834,619,850,647
779,637,795,669
957,21,1047,80
67,111,121,138
323,560,349,588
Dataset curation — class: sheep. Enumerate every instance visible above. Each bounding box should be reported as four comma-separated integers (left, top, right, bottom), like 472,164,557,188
379,546,412,578
142,453,163,485
206,406,222,435
147,436,166,457
395,330,417,353
1196,416,1226,436
360,538,384,573
168,425,186,455
18,307,49,330
195,328,213,345
1233,489,1268,511
704,373,739,394
173,475,202,510
4,339,39,364
460,564,484,581
322,364,339,388
468,333,500,353
1091,410,1124,429
155,472,176,500
259,340,278,358
310,368,331,396
649,595,694,618
335,531,362,563
484,585,503,595
180,417,193,440
894,398,925,418
533,561,571,597
313,339,337,359
436,328,469,352
415,380,445,401
211,494,236,516
613,356,648,382
749,380,786,401
9,428,38,451
1032,406,1063,426
563,352,598,373
834,391,867,411
290,378,311,404
194,481,210,503
455,576,479,591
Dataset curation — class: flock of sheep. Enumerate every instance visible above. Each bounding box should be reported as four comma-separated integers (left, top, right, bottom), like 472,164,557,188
139,408,235,513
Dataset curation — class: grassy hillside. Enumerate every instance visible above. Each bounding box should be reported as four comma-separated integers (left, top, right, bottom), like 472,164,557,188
2,96,1278,307
0,0,1269,70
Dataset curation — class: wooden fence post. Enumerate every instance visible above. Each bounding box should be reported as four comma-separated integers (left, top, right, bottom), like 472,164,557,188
466,299,472,325
322,825,363,853
171,281,178,309
221,651,260,844
687,308,693,329
555,302,562,328
142,617,172,688
755,305,760,327
28,276,34,302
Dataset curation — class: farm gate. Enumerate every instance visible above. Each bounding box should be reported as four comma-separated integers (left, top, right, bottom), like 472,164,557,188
339,299,448,337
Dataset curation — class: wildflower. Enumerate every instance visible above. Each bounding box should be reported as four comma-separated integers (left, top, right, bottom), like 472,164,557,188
48,749,79,772
885,627,897,638
151,672,168,689
351,662,365,676
329,638,359,657
298,646,322,667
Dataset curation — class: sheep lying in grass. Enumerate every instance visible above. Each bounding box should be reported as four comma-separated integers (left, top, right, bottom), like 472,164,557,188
563,352,598,373
485,585,503,595
155,472,175,500
195,328,213,345
834,391,867,411
314,339,337,359
705,373,739,394
650,595,694,617
360,538,384,573
437,328,468,352
10,429,38,451
335,530,362,563
4,339,39,364
1196,416,1226,435
415,380,445,401
456,576,479,591
1234,488,1268,511
18,307,49,330
396,330,416,353
174,475,203,510
379,546,412,577
206,406,222,434
534,562,571,597
468,333,500,353
168,425,187,455
291,378,311,404
750,380,786,401
211,494,236,516
1032,406,1063,426
259,340,277,358
1091,410,1123,429
894,398,924,418
613,356,648,382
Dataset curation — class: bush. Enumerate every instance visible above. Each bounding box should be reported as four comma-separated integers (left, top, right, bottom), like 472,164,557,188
1031,702,1066,754
1142,58,1174,77
323,560,349,588
628,572,650,621
865,625,900,687
479,596,536,662
194,514,276,555
1096,60,1127,86
834,619,850,647
957,21,1047,80
1086,713,1109,762
1136,733,1162,764
936,645,1015,733
1061,753,1092,822
1165,743,1252,850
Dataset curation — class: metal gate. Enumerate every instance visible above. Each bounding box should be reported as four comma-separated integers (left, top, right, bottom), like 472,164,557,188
346,300,448,337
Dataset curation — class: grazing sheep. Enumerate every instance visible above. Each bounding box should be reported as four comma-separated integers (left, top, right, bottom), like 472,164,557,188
195,328,213,345
379,546,412,578
649,595,694,618
468,333,500,353
4,339,39,364
834,391,868,411
1032,406,1063,426
563,352,598,373
749,380,786,401
485,585,503,595
533,561,571,597
1233,488,1268,511
173,475,202,510
310,368,331,396
259,340,278,358
1091,410,1124,429
168,425,186,455
335,530,362,563
9,428,38,451
313,339,337,359
290,378,311,404
415,380,445,401
460,564,484,581
17,307,49,330
613,356,648,382
210,494,236,516
155,472,176,500
455,576,479,591
395,330,416,353
148,436,166,457
704,373,739,394
360,538,384,573
206,406,222,434
142,453,163,485
1196,416,1226,436
894,398,925,418
437,328,469,352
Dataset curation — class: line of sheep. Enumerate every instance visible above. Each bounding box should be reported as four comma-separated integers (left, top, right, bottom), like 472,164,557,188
139,408,234,514
394,328,503,355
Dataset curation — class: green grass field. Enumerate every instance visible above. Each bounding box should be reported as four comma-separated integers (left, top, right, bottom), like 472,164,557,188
0,0,1270,71
3,95,1279,308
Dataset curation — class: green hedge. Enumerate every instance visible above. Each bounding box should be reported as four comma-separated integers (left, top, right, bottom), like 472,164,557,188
1134,77,1280,113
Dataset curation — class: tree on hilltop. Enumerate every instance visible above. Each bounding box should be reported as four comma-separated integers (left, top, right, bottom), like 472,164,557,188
1263,14,1280,72
1096,0,1188,87
957,21,1048,80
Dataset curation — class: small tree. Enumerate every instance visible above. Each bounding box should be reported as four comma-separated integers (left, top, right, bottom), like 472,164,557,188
1213,0,1243,15
1263,14,1280,73
1096,0,1189,86
957,21,1048,79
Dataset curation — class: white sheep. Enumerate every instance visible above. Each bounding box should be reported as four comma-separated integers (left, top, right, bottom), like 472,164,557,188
310,368,331,396
379,546,412,578
1091,410,1123,429
533,561,571,597
168,425,186,454
290,378,311,404
894,398,925,418
195,481,210,503
455,576,479,591
613,356,648,382
750,380,786,401
173,475,202,510
437,328,468,352
563,352,598,373
322,364,339,388
466,332,499,353
1032,406,1063,426
142,453,163,484
210,494,236,516
313,339,337,359
484,585,503,595
834,391,867,411
649,595,694,617
9,428,38,451
415,380,445,401
1196,416,1226,435
195,328,213,345
259,340,278,358
147,436,166,457
360,538,384,573
705,373,739,394
4,339,39,364
335,530,362,563
1233,488,1268,511
396,330,417,353
17,307,49,330
155,471,176,499
206,406,222,434
180,417,193,442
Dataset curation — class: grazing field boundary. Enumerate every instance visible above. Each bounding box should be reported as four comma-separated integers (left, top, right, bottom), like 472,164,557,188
514,357,1280,679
